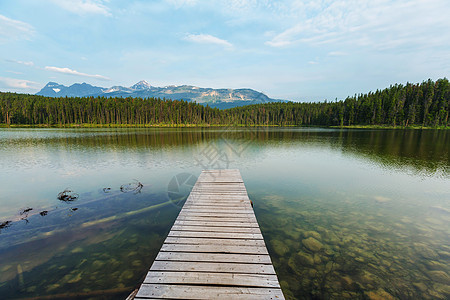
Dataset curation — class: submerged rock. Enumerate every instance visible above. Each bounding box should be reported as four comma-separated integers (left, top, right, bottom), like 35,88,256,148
309,269,318,277
437,250,450,259
433,283,450,297
302,237,323,252
365,288,395,300
288,252,315,274
271,239,290,256
373,196,391,203
292,251,315,267
341,276,355,289
358,270,378,286
425,260,447,270
428,270,450,285
414,243,439,260
304,230,322,240
313,253,322,264
412,282,427,292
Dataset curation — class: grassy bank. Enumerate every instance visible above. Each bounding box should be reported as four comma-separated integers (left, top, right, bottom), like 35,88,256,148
0,123,289,128
330,125,450,130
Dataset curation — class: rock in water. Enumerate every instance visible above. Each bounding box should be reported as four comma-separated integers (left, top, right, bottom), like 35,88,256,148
365,288,395,300
271,239,290,256
302,237,323,252
288,252,315,275
428,270,450,285
304,230,322,240
413,243,439,260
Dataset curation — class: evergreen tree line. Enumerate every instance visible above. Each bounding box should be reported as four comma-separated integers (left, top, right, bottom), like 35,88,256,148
0,78,448,127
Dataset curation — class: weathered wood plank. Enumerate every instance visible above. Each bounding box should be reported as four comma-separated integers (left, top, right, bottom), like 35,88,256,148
185,199,250,203
164,237,266,247
181,205,251,210
144,272,281,288
181,209,255,214
155,252,272,264
184,200,249,204
135,284,284,300
185,201,250,205
178,212,256,218
189,195,248,197
183,204,251,208
168,230,262,239
186,196,250,201
150,261,276,274
160,244,269,255
176,216,258,223
174,220,260,228
170,225,262,234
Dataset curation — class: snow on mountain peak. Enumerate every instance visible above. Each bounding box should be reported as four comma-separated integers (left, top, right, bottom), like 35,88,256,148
131,80,151,90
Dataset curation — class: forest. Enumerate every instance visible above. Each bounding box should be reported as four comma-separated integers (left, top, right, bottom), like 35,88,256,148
0,78,448,127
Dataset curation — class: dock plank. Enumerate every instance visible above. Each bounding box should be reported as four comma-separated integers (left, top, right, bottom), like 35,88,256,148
164,237,266,247
177,212,255,218
174,220,260,228
170,225,262,233
135,284,284,300
168,231,263,239
144,272,281,288
155,252,272,264
150,261,276,274
160,244,269,255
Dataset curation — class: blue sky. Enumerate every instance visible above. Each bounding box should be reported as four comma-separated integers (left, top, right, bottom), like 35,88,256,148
0,0,449,101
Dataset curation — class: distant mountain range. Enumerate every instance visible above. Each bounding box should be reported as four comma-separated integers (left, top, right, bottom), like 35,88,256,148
36,80,288,109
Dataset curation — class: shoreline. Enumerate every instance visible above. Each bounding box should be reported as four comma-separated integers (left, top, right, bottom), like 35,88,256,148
0,123,448,129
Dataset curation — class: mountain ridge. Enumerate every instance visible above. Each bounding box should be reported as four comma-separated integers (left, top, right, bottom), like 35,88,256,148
36,81,288,109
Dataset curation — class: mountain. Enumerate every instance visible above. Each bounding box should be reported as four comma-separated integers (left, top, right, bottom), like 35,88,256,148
130,80,152,90
36,81,287,108
37,82,104,97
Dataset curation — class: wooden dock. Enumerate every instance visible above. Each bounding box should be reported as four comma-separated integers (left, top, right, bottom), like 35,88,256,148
134,169,284,299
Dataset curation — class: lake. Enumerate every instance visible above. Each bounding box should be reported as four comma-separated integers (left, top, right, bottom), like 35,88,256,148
0,127,449,299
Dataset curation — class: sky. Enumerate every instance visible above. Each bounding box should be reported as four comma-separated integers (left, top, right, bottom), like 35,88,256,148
0,0,449,101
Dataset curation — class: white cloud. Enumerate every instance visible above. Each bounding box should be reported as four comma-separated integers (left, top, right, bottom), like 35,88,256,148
184,33,233,48
0,15,35,41
51,0,111,16
45,66,110,80
266,0,450,51
6,71,24,75
0,77,39,89
166,0,197,8
328,51,347,57
6,59,35,66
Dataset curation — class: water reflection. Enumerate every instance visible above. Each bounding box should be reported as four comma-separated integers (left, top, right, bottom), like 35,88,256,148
1,128,448,176
0,128,448,299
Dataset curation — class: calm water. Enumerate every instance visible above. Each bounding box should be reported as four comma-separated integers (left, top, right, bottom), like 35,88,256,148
0,128,448,299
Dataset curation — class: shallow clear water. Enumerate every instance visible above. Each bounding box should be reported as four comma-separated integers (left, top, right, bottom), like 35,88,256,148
0,128,448,299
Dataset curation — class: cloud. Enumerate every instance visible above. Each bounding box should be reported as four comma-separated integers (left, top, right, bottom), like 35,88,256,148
184,33,233,48
265,0,450,51
0,15,35,41
45,66,110,80
6,59,35,66
6,71,24,75
0,77,39,89
166,0,197,8
51,0,111,16
328,51,347,56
